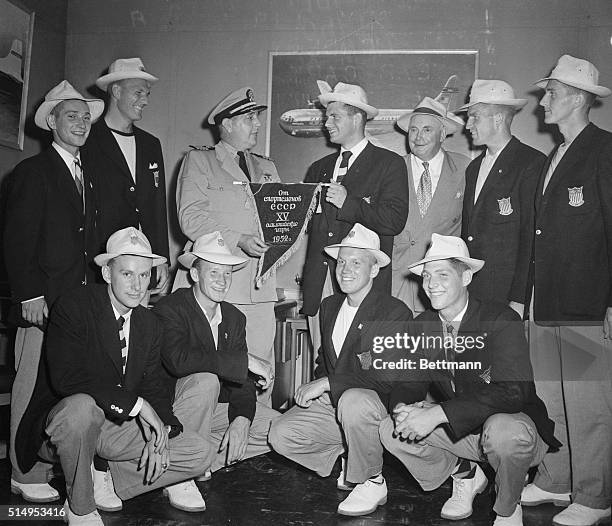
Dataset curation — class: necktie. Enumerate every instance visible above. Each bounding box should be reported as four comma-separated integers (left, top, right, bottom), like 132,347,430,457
73,159,84,205
417,161,432,216
445,323,457,390
118,316,128,375
336,151,352,183
237,151,251,182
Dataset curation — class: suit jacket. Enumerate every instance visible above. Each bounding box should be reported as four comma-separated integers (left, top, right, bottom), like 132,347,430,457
82,119,169,259
3,146,98,325
315,289,413,409
175,143,279,304
15,284,178,473
393,150,469,313
154,287,256,422
302,142,409,316
529,123,612,324
388,298,560,448
462,137,545,307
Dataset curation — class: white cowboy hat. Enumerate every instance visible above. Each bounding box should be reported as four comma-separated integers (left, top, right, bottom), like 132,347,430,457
457,79,527,111
535,54,611,97
34,80,104,131
94,227,166,267
317,81,379,119
408,233,484,276
95,58,159,91
208,87,267,125
178,231,248,270
324,223,390,267
397,96,464,135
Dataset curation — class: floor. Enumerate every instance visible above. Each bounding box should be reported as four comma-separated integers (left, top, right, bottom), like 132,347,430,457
1,453,561,526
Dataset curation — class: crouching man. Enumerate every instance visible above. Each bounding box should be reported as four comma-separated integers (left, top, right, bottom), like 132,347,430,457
14,228,208,525
269,224,413,516
379,234,560,525
154,232,279,478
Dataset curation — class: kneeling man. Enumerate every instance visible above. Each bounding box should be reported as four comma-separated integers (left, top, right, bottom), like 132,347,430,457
269,224,413,516
14,228,208,525
379,234,560,525
154,232,278,476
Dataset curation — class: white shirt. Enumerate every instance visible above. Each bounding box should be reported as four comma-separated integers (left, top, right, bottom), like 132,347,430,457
473,139,511,203
332,298,359,357
439,296,469,334
333,137,368,182
110,129,137,182
193,291,223,348
411,149,444,195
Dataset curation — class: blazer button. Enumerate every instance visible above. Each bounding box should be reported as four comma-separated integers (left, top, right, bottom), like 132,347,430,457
323,261,328,266
410,240,415,246
535,229,542,235
328,232,333,237
129,186,135,192
78,227,84,232
135,208,140,213
467,236,474,241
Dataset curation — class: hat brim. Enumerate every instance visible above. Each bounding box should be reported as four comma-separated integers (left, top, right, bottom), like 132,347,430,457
318,93,379,119
323,243,390,268
535,77,611,97
396,111,463,135
94,252,167,267
457,98,528,111
95,71,159,91
407,254,484,276
178,251,248,270
35,98,105,131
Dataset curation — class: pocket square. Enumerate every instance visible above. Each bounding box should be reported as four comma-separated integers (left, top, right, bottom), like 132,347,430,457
357,350,372,370
149,162,158,170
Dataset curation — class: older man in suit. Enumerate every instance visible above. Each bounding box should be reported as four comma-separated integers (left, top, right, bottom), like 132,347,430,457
176,87,280,405
519,55,612,526
14,228,208,525
459,80,545,314
392,96,469,314
154,231,278,479
270,224,413,517
380,234,560,526
302,82,409,354
83,58,169,293
4,81,103,503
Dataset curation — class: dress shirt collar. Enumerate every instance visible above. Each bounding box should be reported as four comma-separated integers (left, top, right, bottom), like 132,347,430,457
52,141,81,172
438,295,469,327
340,137,368,161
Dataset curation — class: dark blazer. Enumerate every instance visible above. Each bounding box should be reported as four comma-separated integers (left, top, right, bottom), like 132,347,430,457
82,119,169,259
3,146,98,325
315,289,413,409
462,137,545,307
529,123,612,324
15,284,178,473
388,298,560,449
154,287,256,423
302,142,409,316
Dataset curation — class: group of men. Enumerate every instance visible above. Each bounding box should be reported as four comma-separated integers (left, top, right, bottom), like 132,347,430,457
3,51,611,526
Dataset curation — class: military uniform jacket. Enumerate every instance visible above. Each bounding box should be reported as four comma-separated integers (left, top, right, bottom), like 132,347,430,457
3,147,98,326
393,150,469,313
529,123,612,324
176,142,279,304
462,137,545,306
15,284,179,474
302,142,409,316
82,120,169,258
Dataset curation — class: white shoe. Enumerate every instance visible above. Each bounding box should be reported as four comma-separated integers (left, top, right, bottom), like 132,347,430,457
552,504,611,526
92,467,122,512
10,478,60,503
163,480,206,512
196,470,212,482
494,504,523,525
440,464,488,520
62,500,104,525
520,483,571,507
337,476,387,516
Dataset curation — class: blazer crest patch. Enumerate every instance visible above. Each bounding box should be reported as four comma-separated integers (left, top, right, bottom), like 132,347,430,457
357,350,372,370
568,186,584,207
497,196,513,216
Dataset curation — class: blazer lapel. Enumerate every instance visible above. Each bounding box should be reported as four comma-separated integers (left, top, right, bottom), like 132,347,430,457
464,152,484,217
97,122,134,183
337,290,378,361
323,295,343,368
217,143,249,183
47,148,84,215
426,151,457,218
124,308,146,386
473,138,517,213
185,289,217,349
98,292,124,378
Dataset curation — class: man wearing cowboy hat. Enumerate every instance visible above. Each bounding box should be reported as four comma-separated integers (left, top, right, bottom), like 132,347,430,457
392,96,470,314
458,80,545,314
13,227,208,524
301,81,409,356
270,223,413,516
83,57,170,295
176,86,280,406
519,55,612,526
380,234,559,526
154,231,279,480
4,80,104,504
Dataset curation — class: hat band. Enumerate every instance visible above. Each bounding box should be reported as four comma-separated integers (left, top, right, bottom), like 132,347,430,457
413,106,445,119
214,100,259,124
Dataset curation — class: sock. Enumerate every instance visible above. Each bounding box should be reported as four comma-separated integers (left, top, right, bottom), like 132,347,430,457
452,459,475,479
369,474,384,484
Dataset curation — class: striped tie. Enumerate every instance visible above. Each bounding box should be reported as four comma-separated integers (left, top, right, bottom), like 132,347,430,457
117,316,128,375
336,151,352,183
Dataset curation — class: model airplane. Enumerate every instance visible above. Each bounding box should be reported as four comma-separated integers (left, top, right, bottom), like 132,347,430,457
279,75,460,138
